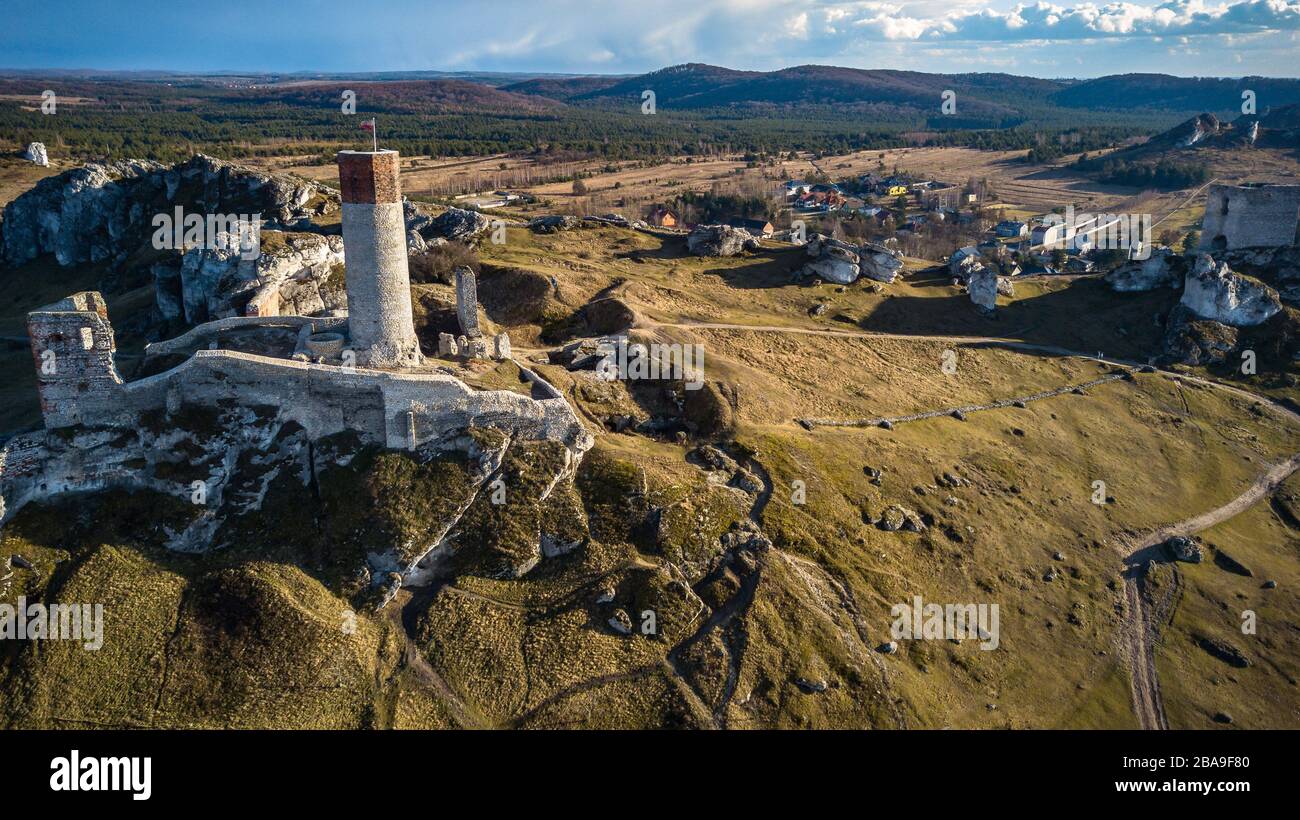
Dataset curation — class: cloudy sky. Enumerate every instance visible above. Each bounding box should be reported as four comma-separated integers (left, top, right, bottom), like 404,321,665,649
5,0,1299,77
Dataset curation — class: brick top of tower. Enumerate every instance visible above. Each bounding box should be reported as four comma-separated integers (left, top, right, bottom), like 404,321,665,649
337,150,401,205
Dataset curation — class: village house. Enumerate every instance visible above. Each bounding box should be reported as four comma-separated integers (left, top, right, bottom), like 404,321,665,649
648,207,679,228
995,220,1029,238
784,180,812,198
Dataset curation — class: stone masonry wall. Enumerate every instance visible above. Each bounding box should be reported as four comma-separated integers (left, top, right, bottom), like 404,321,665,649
26,292,124,428
1200,184,1300,251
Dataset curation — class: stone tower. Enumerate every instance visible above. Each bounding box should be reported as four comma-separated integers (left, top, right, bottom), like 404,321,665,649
337,150,422,368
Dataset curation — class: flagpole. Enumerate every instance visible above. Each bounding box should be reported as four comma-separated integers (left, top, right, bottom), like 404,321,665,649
372,117,377,153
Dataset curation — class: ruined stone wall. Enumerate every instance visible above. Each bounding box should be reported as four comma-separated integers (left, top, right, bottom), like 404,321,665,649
1,347,591,526
20,341,588,454
1200,184,1300,251
26,292,124,429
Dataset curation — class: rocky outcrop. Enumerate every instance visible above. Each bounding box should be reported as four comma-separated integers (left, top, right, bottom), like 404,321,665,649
153,231,346,323
687,224,759,257
1164,534,1204,563
22,142,48,167
528,215,580,233
968,266,1011,314
1106,248,1185,292
1161,305,1239,366
800,235,903,284
1181,254,1281,327
426,207,491,241
801,235,860,283
948,247,983,282
1,154,338,270
859,241,905,283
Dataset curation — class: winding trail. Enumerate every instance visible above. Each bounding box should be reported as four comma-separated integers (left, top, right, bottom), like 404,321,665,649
1116,452,1300,730
641,315,1300,729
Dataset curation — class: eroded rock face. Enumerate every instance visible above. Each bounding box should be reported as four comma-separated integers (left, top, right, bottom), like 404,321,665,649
152,231,346,323
687,224,759,257
1,154,338,270
1106,248,1185,292
800,235,903,284
1181,254,1281,327
22,142,48,167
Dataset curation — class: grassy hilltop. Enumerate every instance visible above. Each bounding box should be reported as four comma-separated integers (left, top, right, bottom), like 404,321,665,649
2,216,1299,729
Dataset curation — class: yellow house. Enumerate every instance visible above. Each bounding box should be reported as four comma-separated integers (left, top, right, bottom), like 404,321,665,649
887,185,909,197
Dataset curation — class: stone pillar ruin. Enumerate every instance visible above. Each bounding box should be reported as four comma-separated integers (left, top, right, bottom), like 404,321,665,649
454,266,480,338
337,150,422,368
26,292,124,428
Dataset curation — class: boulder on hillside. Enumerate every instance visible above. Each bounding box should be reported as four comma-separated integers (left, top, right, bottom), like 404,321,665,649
1106,248,1185,292
687,224,759,257
968,265,1008,315
22,142,48,167
858,240,904,283
1181,253,1281,326
1165,534,1204,563
800,235,902,284
427,207,491,241
529,214,580,233
801,235,860,284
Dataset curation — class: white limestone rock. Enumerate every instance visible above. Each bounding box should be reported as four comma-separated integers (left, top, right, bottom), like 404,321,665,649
858,240,904,283
1,154,338,270
1181,253,1281,327
801,235,902,284
492,332,512,361
1106,248,1183,292
968,264,1000,314
22,142,48,167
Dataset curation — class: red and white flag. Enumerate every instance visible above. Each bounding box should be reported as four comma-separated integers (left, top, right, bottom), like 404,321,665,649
359,117,375,132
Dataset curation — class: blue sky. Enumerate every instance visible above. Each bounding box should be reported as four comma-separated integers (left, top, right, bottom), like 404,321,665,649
4,0,1299,77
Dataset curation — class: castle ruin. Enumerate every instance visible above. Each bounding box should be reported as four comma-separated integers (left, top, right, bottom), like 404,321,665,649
1199,183,1300,252
0,149,590,527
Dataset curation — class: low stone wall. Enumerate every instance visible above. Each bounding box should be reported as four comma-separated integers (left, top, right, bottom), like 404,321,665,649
121,349,590,451
144,314,319,357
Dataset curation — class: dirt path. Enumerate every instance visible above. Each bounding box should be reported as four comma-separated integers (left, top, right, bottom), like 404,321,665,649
1116,452,1300,730
644,315,1300,730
